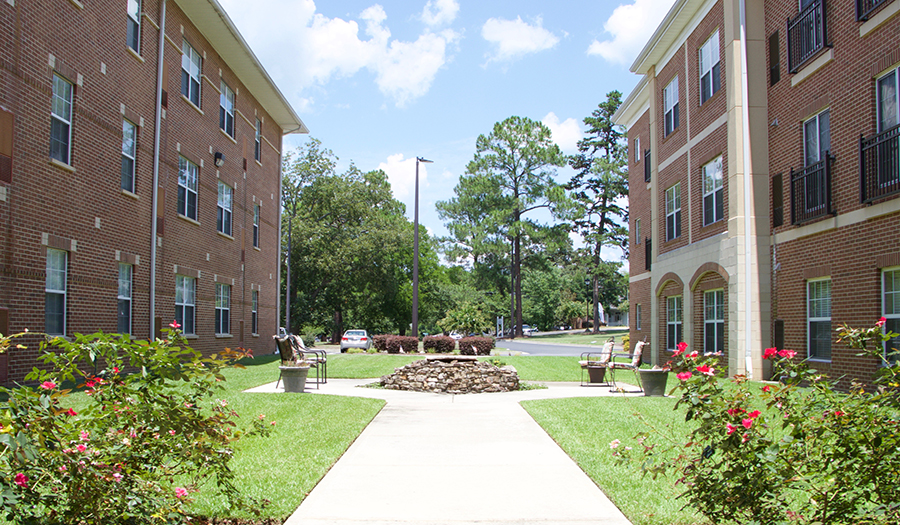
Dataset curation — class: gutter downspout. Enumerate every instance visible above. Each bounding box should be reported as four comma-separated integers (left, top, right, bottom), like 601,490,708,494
277,126,304,335
739,0,753,378
150,0,167,337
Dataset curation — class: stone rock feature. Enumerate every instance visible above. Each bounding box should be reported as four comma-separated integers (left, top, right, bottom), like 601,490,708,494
381,355,519,394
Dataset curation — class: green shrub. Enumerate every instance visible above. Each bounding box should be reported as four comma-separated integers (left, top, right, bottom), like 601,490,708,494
386,336,419,354
614,320,900,525
621,333,630,354
423,335,455,353
300,325,324,347
458,336,494,356
0,326,273,524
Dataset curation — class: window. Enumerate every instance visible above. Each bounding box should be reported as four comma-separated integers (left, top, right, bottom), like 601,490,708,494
217,181,233,235
255,119,262,162
118,263,132,334
181,40,202,107
884,269,900,364
666,183,682,241
175,275,195,335
251,290,259,335
703,156,724,225
45,248,67,335
220,82,235,137
769,31,781,86
773,173,784,227
50,73,73,165
808,278,831,360
636,304,642,331
635,218,641,244
121,120,136,193
634,138,640,162
664,76,679,136
253,204,260,248
699,30,721,104
704,289,725,354
215,283,230,335
127,0,141,53
804,110,830,166
666,296,683,350
877,68,898,133
178,156,198,220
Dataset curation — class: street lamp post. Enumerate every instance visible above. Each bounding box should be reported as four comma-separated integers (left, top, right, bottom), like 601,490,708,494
412,156,432,338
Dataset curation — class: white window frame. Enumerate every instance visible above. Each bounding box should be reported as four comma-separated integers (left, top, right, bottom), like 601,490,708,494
667,296,683,350
636,304,642,331
127,0,141,53
664,76,679,136
635,218,641,245
215,283,230,335
217,180,233,236
121,119,137,193
704,289,725,354
220,81,235,137
251,290,259,335
666,183,681,241
255,118,262,162
50,73,73,165
634,137,641,162
803,109,830,167
702,156,724,226
178,156,198,220
699,30,721,104
118,263,133,335
181,40,202,107
253,204,260,248
807,278,832,361
45,248,67,336
883,267,900,364
175,275,196,335
877,68,899,133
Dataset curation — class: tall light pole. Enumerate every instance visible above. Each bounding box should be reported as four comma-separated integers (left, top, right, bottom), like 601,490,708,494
412,156,432,338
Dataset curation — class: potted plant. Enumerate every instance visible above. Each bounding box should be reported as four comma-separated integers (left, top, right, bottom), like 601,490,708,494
274,335,311,393
639,364,670,397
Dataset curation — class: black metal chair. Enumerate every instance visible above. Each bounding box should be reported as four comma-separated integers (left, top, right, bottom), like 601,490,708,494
608,339,647,392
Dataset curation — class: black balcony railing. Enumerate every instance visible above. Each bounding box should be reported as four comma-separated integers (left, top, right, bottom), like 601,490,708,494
644,149,651,182
858,0,893,20
860,125,900,204
787,0,827,73
790,153,834,225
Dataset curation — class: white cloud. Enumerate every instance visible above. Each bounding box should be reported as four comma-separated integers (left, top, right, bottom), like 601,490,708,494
542,112,582,154
481,16,559,63
378,154,429,212
422,0,459,27
217,0,459,108
587,0,675,66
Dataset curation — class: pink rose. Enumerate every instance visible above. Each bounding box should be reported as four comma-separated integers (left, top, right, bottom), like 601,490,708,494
742,418,753,429
748,410,761,419
763,347,778,359
175,487,188,498
778,349,797,359
169,320,181,329
40,381,56,390
726,423,736,435
14,473,28,488
676,371,692,381
876,317,887,328
696,364,715,376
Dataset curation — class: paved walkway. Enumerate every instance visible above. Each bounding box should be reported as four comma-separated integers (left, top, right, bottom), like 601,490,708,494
246,378,640,525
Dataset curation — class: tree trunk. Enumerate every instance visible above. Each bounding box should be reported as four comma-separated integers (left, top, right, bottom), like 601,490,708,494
592,274,600,334
332,309,343,343
509,237,516,338
514,232,523,338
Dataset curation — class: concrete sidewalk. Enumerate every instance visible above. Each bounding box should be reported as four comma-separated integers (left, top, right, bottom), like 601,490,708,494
246,379,639,525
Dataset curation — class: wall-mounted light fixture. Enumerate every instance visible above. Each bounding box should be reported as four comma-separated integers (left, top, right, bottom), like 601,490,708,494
214,152,225,167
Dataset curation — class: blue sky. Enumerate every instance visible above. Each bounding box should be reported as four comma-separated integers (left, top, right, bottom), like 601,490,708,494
218,0,676,264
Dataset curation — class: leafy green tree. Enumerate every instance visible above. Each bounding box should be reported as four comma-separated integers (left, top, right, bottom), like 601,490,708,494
438,302,491,336
440,116,570,337
568,92,629,333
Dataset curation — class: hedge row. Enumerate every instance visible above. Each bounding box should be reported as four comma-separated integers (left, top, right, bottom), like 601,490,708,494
373,334,391,352
385,335,419,354
458,336,494,356
423,335,455,353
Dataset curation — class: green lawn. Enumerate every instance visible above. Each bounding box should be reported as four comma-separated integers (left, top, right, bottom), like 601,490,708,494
524,328,629,346
521,382,707,525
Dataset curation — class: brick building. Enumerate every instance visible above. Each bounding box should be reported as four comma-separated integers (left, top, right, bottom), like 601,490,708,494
615,0,900,384
0,0,306,383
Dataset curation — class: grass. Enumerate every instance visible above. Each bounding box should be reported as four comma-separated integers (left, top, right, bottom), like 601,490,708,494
521,377,707,525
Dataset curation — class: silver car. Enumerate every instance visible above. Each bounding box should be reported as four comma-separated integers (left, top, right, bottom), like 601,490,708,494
340,329,372,353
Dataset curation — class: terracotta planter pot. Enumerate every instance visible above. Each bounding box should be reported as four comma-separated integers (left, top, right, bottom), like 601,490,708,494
639,369,669,396
587,366,607,383
279,366,310,393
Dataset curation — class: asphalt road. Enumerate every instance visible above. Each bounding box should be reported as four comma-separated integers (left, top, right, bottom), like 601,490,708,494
495,336,617,356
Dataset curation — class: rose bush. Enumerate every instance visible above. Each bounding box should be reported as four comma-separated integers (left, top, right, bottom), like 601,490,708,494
613,320,900,525
0,324,273,524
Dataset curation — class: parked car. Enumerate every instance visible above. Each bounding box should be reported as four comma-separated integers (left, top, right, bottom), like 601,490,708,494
522,325,538,336
449,331,463,340
340,330,371,353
